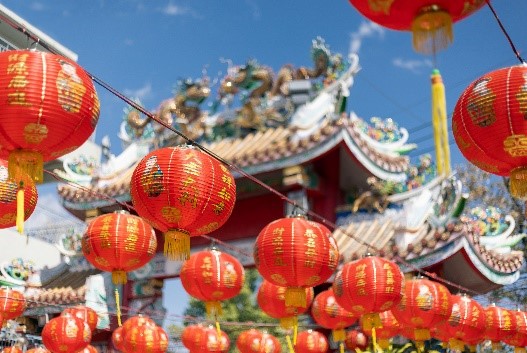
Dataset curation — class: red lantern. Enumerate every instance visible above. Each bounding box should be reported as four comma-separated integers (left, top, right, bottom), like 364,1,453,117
25,349,50,353
254,216,339,307
82,211,157,284
123,324,168,353
347,0,484,54
431,321,452,346
42,314,91,353
111,326,125,351
122,315,156,333
345,330,369,351
0,288,26,325
62,306,99,332
504,310,527,353
260,333,281,353
0,50,100,183
391,277,452,342
194,326,230,353
452,65,527,199
296,330,328,353
180,248,244,317
446,294,485,350
76,346,97,353
333,255,404,330
2,347,22,353
236,329,264,353
130,146,236,260
361,310,400,350
312,288,357,343
257,279,314,329
484,305,516,345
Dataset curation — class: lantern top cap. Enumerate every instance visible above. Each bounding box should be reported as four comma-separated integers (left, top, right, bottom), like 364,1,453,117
287,213,307,220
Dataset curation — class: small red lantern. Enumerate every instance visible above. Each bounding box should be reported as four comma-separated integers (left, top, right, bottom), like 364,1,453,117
333,255,404,330
452,65,527,199
0,50,100,183
62,306,99,332
25,349,50,353
391,277,452,342
181,324,207,352
504,310,527,353
0,288,26,325
195,326,230,353
76,346,97,353
446,294,485,350
257,279,314,329
123,324,168,353
180,248,244,317
260,333,281,353
296,330,329,353
345,330,369,351
254,216,339,307
42,314,91,353
122,314,156,332
82,211,157,284
111,326,125,351
361,310,400,350
484,304,516,345
312,288,357,343
131,146,236,260
347,0,484,54
236,329,264,353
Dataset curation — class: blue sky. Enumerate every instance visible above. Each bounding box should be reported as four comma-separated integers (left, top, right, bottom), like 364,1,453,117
1,0,525,335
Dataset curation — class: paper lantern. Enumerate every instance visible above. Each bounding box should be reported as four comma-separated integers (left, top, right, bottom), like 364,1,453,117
236,329,264,353
0,288,26,325
504,310,527,353
194,326,230,353
62,306,99,332
254,216,339,307
82,211,157,284
391,277,452,342
25,348,50,353
452,65,527,199
361,310,400,350
484,304,516,345
347,0,485,54
296,330,329,353
180,248,244,317
431,321,452,347
257,279,314,329
122,315,156,333
123,324,168,353
260,333,281,353
42,314,91,353
446,294,485,350
312,288,357,343
345,330,369,351
2,347,22,353
182,324,207,352
0,50,100,183
111,326,125,352
76,346,97,353
131,146,236,260
333,255,404,330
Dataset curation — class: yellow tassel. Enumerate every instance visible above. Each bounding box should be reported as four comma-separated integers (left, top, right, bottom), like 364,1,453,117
279,316,297,330
340,342,345,353
286,335,295,353
205,301,223,318
8,150,44,184
372,327,378,353
114,288,122,327
510,167,527,200
332,329,346,342
468,344,477,353
378,339,390,350
361,313,382,331
411,7,453,54
215,320,221,338
449,338,464,351
414,328,430,342
355,349,362,353
164,229,190,260
16,183,24,235
112,270,128,285
515,348,526,353
431,69,451,176
293,319,298,345
285,287,307,308
415,341,425,353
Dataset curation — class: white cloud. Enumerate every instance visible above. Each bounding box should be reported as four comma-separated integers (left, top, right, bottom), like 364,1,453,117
162,2,187,16
29,2,45,11
124,82,153,101
349,21,384,54
392,57,433,73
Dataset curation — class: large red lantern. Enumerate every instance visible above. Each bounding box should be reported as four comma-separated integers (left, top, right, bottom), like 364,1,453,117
0,50,100,183
111,326,125,351
452,65,527,199
62,306,98,332
254,216,339,307
361,310,400,350
347,0,484,54
42,314,91,353
446,294,485,350
296,330,329,353
484,304,516,345
312,288,357,344
333,255,404,330
257,279,314,330
82,211,157,284
0,288,26,325
123,324,168,353
180,248,244,317
345,330,369,351
131,146,236,260
391,277,452,342
504,310,527,353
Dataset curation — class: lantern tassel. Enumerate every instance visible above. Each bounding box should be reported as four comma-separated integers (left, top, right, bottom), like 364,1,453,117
164,229,190,261
205,301,223,318
112,270,128,285
114,288,122,327
468,344,477,353
284,287,307,308
510,167,527,199
355,348,363,353
16,182,24,235
286,335,295,353
332,329,346,342
340,342,345,353
372,327,378,353
414,328,430,342
515,348,526,353
8,150,44,184
377,339,390,351
431,69,451,176
361,313,382,331
215,320,221,338
449,338,464,351
411,7,453,55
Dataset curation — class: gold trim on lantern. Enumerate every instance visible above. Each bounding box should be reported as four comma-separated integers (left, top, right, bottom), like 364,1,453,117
205,301,223,318
8,150,44,183
361,312,382,330
332,328,346,342
112,270,128,285
411,6,453,54
413,328,431,342
164,229,191,260
510,166,527,200
285,287,307,308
